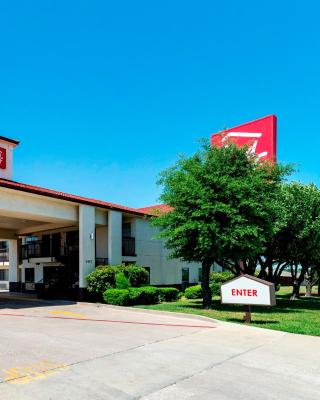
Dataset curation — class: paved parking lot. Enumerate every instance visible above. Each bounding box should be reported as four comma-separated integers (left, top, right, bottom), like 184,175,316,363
0,296,319,400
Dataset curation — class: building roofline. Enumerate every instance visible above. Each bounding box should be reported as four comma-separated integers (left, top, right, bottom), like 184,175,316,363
136,204,172,215
0,136,20,146
0,179,152,217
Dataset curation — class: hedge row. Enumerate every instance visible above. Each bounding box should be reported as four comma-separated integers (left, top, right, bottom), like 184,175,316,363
103,286,180,306
159,287,180,302
86,265,149,297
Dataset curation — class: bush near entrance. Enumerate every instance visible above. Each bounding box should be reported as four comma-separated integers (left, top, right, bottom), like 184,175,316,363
87,264,181,305
103,286,160,306
86,264,149,299
103,288,132,306
103,286,181,306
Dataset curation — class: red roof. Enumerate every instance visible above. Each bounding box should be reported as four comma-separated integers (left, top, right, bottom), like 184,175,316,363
0,179,153,216
0,136,20,146
136,204,172,215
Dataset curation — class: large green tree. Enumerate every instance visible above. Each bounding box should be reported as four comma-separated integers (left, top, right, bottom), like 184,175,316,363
153,141,289,308
253,182,320,299
281,183,320,299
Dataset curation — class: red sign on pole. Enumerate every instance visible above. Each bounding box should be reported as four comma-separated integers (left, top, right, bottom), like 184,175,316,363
211,115,277,162
0,147,6,169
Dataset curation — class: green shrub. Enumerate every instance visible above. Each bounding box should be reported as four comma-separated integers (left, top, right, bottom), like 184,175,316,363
209,272,234,297
86,266,119,297
103,289,131,306
127,287,142,304
86,264,150,298
184,285,202,299
115,272,130,289
210,282,221,296
123,265,149,287
158,287,180,302
209,271,234,284
130,286,160,305
103,286,160,306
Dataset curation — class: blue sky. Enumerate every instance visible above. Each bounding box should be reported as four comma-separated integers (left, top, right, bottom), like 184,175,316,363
0,0,319,207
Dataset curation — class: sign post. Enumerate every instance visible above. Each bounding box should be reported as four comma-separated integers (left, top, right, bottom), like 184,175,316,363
221,275,276,323
244,305,252,324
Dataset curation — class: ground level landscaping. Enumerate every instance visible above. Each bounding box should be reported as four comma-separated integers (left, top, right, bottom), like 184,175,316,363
136,286,320,336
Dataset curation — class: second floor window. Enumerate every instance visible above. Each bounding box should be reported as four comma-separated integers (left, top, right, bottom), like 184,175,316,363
122,222,131,237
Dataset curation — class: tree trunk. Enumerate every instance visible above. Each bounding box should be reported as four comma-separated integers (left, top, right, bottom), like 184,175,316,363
201,260,212,309
290,278,300,300
290,269,305,300
305,273,312,297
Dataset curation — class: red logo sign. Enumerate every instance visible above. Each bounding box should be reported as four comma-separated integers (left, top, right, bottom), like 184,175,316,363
0,147,6,169
211,115,277,161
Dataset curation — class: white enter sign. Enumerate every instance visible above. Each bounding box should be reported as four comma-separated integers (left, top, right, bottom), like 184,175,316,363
221,274,276,306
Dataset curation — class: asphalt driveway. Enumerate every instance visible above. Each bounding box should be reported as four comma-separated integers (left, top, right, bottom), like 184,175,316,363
0,296,319,400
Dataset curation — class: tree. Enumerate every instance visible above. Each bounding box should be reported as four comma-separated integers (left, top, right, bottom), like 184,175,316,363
153,141,289,308
260,183,320,299
256,183,302,288
282,183,320,299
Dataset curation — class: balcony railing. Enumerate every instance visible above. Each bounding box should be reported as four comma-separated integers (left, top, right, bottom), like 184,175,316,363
21,241,107,266
21,240,68,260
122,236,136,256
21,236,136,261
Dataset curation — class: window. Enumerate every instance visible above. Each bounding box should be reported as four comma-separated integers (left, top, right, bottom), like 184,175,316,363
122,222,131,237
0,269,8,280
182,268,189,283
198,267,202,282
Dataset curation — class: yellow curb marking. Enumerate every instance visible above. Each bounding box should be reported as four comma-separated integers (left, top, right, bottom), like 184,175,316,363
3,360,69,385
49,310,86,318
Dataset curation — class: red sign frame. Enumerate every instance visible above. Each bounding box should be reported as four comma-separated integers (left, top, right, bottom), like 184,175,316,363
211,115,277,162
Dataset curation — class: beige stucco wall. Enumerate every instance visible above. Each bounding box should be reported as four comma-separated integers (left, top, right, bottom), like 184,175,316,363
133,218,201,285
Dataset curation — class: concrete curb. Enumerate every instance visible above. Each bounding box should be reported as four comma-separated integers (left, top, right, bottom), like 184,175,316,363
80,301,219,324
77,302,292,335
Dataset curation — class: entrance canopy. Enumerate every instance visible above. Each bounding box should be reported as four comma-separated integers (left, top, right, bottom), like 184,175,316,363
0,186,79,239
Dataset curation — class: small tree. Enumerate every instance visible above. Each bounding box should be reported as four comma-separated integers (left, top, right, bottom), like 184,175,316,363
153,141,289,308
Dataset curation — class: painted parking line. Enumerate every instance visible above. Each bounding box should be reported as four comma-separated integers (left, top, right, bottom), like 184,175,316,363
3,360,68,385
0,312,215,329
49,310,87,318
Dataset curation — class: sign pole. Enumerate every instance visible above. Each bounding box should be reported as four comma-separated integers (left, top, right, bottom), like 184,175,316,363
244,304,251,324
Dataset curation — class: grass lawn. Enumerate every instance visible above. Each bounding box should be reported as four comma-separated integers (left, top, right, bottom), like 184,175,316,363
136,286,320,336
